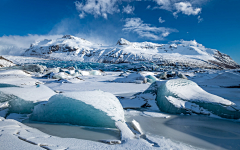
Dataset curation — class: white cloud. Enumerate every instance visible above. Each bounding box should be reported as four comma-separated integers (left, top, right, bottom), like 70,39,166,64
172,39,203,47
75,0,120,19
153,0,204,18
174,2,201,16
123,18,178,40
74,0,208,19
123,5,135,14
0,34,62,55
158,17,165,23
198,15,203,23
153,0,172,11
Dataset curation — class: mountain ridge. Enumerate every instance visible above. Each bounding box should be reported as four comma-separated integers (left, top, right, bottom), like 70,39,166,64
24,35,239,69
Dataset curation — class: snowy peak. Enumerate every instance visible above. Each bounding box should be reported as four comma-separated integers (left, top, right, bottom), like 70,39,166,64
116,38,131,45
29,35,93,49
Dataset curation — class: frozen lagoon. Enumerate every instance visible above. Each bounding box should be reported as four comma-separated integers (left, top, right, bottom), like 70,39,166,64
21,111,240,150
1,56,240,149
125,111,240,150
22,119,121,142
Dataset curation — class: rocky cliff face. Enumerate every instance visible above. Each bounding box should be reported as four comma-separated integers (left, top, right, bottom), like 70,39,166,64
24,35,239,69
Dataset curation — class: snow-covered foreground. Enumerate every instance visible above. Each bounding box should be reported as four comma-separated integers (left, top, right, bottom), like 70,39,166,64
0,56,240,150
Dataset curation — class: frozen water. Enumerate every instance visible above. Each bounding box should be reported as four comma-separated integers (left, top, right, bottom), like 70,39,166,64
89,70,102,75
125,111,240,150
0,92,35,114
177,73,188,79
0,84,55,103
51,72,69,79
30,91,125,128
22,119,121,142
204,72,240,87
0,83,19,88
156,79,240,119
22,64,46,73
146,75,158,83
0,84,55,114
114,72,147,83
159,72,168,79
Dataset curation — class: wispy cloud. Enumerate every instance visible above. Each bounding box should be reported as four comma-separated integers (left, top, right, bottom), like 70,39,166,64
198,15,203,23
123,5,135,14
123,18,178,40
158,17,165,23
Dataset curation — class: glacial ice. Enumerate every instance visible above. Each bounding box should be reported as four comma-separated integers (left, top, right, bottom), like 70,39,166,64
51,72,69,79
22,64,47,73
156,79,240,119
177,73,188,79
89,70,102,76
114,72,147,83
30,91,125,128
0,83,19,88
145,75,158,83
0,84,55,114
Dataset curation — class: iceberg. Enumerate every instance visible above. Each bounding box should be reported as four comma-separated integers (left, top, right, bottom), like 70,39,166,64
22,64,47,73
30,91,125,128
114,72,147,84
156,79,240,119
51,72,69,79
177,73,188,79
145,75,158,83
89,70,102,76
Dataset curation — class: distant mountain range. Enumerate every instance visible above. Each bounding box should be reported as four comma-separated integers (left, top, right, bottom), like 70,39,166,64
24,35,239,69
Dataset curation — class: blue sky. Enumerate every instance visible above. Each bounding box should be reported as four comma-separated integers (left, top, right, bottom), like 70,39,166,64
0,0,239,63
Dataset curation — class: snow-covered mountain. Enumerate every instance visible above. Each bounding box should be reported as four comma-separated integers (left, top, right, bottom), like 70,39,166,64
24,35,239,69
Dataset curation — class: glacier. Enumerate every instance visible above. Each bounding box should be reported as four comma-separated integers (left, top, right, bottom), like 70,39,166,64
30,91,125,128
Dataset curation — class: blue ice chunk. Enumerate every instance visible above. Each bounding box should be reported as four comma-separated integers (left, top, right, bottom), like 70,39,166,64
0,92,35,114
0,83,19,88
155,79,240,119
146,75,158,83
30,91,125,128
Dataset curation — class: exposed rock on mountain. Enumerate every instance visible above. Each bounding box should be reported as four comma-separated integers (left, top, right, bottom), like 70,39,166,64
0,56,15,68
